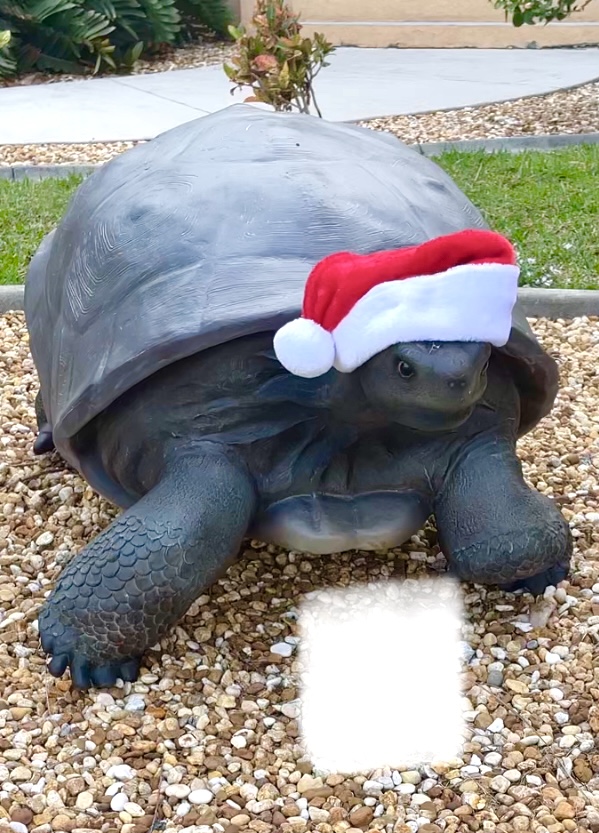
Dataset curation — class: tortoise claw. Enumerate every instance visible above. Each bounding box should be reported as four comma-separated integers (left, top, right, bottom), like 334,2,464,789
40,607,141,689
33,426,55,455
498,560,570,596
46,650,141,690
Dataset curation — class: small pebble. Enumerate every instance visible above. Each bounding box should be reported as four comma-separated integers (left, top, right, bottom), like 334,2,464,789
281,701,300,719
110,793,129,812
545,651,561,665
175,800,191,817
165,783,191,799
270,641,294,657
487,665,504,687
490,775,510,793
107,764,137,781
124,693,146,711
460,641,475,662
75,790,94,810
123,802,144,817
189,789,214,805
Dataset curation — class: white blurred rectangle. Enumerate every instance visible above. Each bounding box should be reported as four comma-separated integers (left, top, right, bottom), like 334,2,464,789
297,576,466,774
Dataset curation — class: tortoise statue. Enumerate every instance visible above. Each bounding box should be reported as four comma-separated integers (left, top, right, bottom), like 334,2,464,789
25,104,572,689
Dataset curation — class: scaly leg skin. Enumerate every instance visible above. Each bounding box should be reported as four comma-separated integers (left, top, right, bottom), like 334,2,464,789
433,436,572,595
38,448,256,689
33,390,55,455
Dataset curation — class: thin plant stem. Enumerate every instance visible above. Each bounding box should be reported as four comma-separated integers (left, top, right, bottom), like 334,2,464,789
310,79,323,117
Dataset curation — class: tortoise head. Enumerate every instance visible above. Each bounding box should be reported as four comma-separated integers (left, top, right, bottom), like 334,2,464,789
356,340,492,431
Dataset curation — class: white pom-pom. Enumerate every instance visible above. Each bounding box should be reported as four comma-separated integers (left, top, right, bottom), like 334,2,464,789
273,318,335,378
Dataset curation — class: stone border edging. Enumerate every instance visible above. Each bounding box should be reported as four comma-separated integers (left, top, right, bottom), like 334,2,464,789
517,288,599,318
2,284,598,318
415,131,599,156
0,285,26,314
2,131,599,183
0,164,98,181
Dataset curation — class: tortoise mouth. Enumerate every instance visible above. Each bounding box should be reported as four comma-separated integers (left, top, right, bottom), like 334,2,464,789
391,377,487,433
395,403,476,433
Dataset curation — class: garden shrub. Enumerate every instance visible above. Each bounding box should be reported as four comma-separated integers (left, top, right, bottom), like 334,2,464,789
224,0,335,116
0,0,231,79
492,0,593,25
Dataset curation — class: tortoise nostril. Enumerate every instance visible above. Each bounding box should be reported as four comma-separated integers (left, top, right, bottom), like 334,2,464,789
448,377,467,390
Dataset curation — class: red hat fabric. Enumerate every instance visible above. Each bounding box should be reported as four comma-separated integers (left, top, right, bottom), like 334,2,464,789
273,228,520,378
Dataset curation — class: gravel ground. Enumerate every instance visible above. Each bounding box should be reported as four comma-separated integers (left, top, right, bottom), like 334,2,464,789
360,80,599,144
0,81,598,166
0,40,235,88
1,311,599,833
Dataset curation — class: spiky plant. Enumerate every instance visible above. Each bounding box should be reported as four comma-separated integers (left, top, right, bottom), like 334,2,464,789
0,0,231,79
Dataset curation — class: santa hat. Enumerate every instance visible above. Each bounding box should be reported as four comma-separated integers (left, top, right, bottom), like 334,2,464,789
273,228,520,378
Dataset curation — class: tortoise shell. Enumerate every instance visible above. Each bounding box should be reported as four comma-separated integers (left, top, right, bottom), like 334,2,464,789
24,104,557,470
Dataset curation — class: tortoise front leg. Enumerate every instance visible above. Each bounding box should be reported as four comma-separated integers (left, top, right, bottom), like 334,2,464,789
38,447,256,689
433,435,572,594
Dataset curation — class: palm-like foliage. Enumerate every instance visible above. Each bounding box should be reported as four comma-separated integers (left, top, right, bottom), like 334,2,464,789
0,0,231,78
177,0,230,38
0,27,16,73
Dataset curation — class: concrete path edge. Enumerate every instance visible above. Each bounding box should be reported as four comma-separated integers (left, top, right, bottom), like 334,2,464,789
1,284,598,318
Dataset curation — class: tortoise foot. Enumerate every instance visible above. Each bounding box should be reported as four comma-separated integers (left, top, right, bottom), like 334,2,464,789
37,450,256,689
498,560,570,597
33,393,55,455
33,424,55,455
39,605,141,689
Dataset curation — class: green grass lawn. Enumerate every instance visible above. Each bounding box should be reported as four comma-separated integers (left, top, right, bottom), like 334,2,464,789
0,175,84,286
439,146,599,290
1,145,598,288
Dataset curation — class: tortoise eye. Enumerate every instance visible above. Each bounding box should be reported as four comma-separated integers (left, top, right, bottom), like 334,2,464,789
397,360,415,379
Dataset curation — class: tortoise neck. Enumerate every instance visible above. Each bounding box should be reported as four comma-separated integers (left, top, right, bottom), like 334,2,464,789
326,370,387,429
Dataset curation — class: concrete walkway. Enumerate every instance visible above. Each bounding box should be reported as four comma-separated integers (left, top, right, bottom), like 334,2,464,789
1,46,598,145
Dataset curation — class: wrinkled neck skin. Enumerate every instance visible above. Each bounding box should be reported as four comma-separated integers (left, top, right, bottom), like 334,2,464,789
325,371,385,428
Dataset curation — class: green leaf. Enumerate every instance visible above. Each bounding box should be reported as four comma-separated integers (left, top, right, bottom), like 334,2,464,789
0,29,16,78
278,58,289,87
222,60,237,79
492,0,593,26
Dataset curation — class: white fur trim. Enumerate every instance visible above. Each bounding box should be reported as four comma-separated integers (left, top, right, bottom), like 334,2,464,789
274,317,336,378
332,262,520,373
